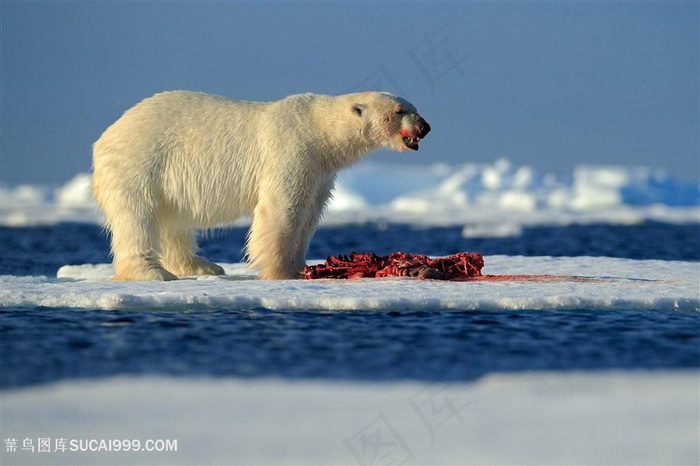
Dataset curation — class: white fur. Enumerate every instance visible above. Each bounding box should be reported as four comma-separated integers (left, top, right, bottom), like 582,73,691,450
92,90,428,280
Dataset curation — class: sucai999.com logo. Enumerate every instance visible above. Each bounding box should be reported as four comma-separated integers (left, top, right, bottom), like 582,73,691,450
4,437,177,454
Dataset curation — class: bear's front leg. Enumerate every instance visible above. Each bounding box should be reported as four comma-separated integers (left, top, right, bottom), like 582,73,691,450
246,201,304,280
293,176,336,272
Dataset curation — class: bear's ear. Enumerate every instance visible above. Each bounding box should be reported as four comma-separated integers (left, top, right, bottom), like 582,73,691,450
351,104,365,117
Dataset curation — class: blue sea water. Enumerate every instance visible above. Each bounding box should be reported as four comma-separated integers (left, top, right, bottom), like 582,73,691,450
1,222,699,388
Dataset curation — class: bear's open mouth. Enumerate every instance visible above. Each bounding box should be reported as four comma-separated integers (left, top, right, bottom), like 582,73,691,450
403,136,421,151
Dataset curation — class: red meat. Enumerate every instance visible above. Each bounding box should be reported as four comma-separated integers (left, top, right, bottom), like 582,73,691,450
303,251,484,280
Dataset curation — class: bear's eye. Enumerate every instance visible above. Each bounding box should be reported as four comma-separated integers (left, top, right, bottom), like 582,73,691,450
395,108,407,115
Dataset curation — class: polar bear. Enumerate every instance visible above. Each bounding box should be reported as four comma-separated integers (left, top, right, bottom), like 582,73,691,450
92,90,430,280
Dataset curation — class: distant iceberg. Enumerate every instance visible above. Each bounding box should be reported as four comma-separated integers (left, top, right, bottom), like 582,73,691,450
1,159,698,227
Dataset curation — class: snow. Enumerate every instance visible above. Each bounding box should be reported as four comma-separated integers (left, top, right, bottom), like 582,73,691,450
2,159,698,228
0,256,697,311
2,371,697,465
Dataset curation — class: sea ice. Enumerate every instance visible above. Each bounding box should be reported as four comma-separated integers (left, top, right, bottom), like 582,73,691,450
0,256,697,311
2,371,697,465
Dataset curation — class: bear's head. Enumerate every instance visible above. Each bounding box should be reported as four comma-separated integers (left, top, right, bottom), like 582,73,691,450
350,92,431,152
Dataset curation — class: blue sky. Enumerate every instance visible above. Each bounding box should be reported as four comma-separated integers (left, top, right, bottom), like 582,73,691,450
2,1,698,185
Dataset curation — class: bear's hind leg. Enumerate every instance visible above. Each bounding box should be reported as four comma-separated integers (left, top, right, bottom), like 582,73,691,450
159,228,225,277
110,215,178,281
114,255,178,281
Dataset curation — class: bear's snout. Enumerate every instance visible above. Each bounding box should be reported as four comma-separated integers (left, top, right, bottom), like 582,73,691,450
417,117,431,138
399,115,431,151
